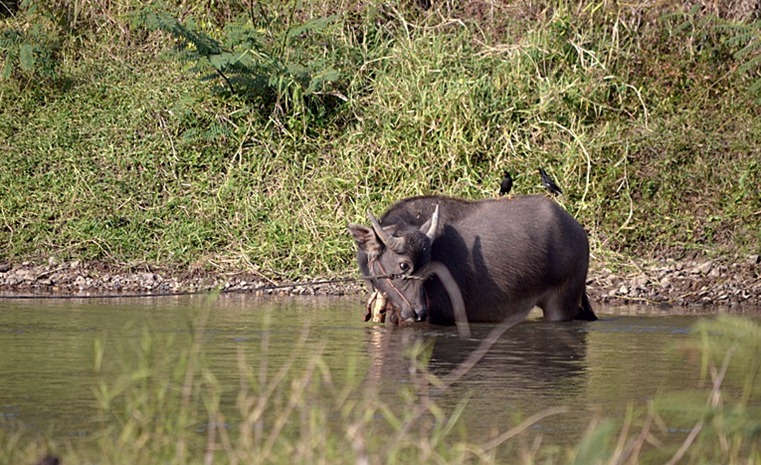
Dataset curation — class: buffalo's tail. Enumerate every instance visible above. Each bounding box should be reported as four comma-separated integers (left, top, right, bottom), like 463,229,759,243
576,292,598,321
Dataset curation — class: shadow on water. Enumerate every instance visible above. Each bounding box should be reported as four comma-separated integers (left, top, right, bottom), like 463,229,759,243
0,295,758,447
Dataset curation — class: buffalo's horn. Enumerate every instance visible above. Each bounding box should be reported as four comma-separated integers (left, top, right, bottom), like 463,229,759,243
367,209,405,253
423,204,440,240
426,261,469,338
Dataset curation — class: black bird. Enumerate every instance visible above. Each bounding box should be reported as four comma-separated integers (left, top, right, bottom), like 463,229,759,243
499,171,513,196
538,168,562,196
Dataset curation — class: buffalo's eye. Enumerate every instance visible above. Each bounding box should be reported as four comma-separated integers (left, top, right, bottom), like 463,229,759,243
399,262,411,273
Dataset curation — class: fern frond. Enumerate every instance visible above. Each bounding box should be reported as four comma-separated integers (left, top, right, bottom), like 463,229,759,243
135,8,224,56
1,57,13,80
737,54,761,74
734,38,761,60
723,31,756,48
306,67,340,93
286,15,339,39
711,16,761,99
18,43,34,71
0,30,23,48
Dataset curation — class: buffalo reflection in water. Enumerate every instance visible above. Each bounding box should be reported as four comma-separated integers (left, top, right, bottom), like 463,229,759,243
363,320,592,439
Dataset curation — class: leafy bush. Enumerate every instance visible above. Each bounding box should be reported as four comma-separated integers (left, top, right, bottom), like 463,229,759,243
0,8,60,83
719,20,761,98
134,6,347,124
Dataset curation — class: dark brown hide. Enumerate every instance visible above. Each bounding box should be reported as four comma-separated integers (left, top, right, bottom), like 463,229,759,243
348,195,596,326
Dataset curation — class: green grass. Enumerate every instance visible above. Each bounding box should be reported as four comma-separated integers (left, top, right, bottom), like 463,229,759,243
1,1,759,279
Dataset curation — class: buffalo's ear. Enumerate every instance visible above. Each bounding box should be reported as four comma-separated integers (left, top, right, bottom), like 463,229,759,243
347,223,383,257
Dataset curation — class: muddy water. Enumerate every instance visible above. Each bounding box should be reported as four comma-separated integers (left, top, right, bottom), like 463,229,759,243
0,295,752,445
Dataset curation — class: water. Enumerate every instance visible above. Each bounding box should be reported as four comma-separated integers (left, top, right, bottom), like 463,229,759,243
0,295,753,446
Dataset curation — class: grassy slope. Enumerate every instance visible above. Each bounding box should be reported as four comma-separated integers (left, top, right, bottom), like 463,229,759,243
1,2,759,280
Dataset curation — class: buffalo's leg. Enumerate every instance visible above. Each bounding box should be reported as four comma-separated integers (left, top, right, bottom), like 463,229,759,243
537,281,589,321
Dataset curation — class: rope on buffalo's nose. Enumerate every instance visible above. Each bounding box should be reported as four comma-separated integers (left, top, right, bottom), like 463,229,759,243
365,257,424,281
367,257,422,317
379,274,424,281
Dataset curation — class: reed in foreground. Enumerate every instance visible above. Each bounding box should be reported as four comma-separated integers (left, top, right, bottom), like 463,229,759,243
2,313,760,464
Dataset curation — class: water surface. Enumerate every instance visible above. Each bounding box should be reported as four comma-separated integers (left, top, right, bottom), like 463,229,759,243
0,295,749,446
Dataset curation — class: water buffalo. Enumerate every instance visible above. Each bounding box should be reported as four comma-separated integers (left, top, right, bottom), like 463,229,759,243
347,195,597,328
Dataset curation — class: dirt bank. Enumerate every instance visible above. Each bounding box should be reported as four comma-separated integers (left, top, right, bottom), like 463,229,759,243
1,255,759,309
587,255,761,309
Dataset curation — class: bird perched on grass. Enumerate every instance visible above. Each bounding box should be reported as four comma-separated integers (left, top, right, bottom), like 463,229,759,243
499,171,513,196
538,168,562,196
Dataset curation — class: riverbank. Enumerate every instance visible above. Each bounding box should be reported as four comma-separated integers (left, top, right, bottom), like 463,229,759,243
2,255,759,309
3,2,760,285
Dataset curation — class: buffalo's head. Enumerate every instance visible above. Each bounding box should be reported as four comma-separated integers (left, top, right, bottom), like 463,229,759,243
348,205,440,323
